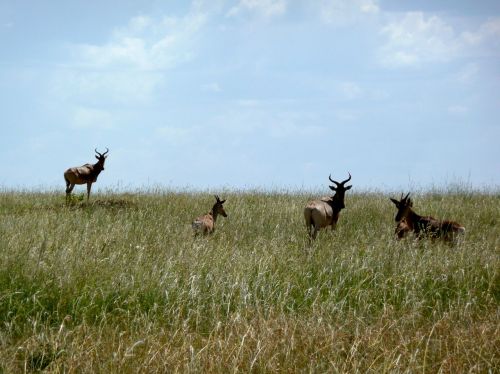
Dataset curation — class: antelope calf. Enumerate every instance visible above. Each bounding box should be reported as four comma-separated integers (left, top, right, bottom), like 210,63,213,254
390,193,465,244
192,195,228,235
64,148,109,201
304,173,352,241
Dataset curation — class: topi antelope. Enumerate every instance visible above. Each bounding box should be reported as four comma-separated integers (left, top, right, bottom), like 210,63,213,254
390,192,465,244
304,173,352,241
192,195,228,235
64,148,109,201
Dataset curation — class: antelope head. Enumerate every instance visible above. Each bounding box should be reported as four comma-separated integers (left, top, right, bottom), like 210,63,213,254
94,148,109,170
390,192,412,222
213,195,228,217
328,172,352,210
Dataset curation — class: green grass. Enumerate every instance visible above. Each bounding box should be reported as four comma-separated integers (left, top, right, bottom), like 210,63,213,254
0,189,498,372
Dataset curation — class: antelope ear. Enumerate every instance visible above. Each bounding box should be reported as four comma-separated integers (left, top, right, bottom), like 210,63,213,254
390,198,399,207
221,199,226,204
95,155,99,160
329,185,337,192
345,185,352,191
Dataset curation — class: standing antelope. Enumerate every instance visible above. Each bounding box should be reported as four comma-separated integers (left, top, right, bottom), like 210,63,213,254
390,192,465,243
64,148,109,201
192,195,228,235
304,173,352,241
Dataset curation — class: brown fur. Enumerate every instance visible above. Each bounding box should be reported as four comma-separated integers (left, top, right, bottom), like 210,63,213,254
304,173,352,241
395,219,411,239
64,148,108,201
390,193,465,244
192,195,228,235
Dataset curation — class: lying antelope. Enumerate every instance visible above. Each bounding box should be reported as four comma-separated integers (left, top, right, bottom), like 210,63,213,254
64,148,109,201
192,195,228,235
390,192,465,243
304,173,352,241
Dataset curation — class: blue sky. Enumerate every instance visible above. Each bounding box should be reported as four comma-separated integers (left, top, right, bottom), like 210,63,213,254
1,0,499,191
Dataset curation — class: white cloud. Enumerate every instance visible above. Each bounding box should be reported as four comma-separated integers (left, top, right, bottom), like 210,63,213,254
73,12,207,71
319,0,379,25
50,7,208,109
50,70,164,105
461,18,500,47
360,0,379,14
379,12,459,67
379,14,500,68
227,0,287,18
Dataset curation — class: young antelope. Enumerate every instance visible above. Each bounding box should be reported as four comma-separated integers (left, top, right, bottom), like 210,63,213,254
192,195,228,235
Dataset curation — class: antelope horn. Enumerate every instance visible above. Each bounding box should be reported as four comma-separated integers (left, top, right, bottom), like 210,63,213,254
340,172,352,186
95,148,109,157
403,192,410,201
328,174,340,187
215,195,220,202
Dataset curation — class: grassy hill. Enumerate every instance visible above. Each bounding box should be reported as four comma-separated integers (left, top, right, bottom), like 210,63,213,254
0,190,498,372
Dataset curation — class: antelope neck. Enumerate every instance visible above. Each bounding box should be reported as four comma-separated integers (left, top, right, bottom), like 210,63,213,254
92,161,104,173
328,194,343,211
210,206,219,221
404,209,422,229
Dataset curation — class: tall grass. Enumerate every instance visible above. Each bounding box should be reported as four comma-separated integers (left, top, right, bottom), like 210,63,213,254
0,189,498,372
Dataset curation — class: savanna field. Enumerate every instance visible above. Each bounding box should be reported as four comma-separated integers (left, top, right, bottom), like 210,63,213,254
0,189,498,372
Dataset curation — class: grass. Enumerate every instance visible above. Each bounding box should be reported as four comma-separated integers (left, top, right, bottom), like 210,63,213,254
0,189,498,372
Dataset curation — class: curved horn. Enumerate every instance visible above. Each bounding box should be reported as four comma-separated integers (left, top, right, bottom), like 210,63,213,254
328,174,340,186
95,148,109,157
340,172,352,186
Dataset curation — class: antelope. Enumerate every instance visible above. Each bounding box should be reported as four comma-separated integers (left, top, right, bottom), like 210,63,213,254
64,148,109,201
304,173,352,241
192,195,228,235
390,192,465,244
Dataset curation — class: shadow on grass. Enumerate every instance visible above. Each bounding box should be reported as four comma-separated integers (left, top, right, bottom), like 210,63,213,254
0,194,138,215
63,198,137,210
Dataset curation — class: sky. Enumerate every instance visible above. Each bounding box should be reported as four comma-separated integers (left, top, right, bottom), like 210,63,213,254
1,0,499,192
